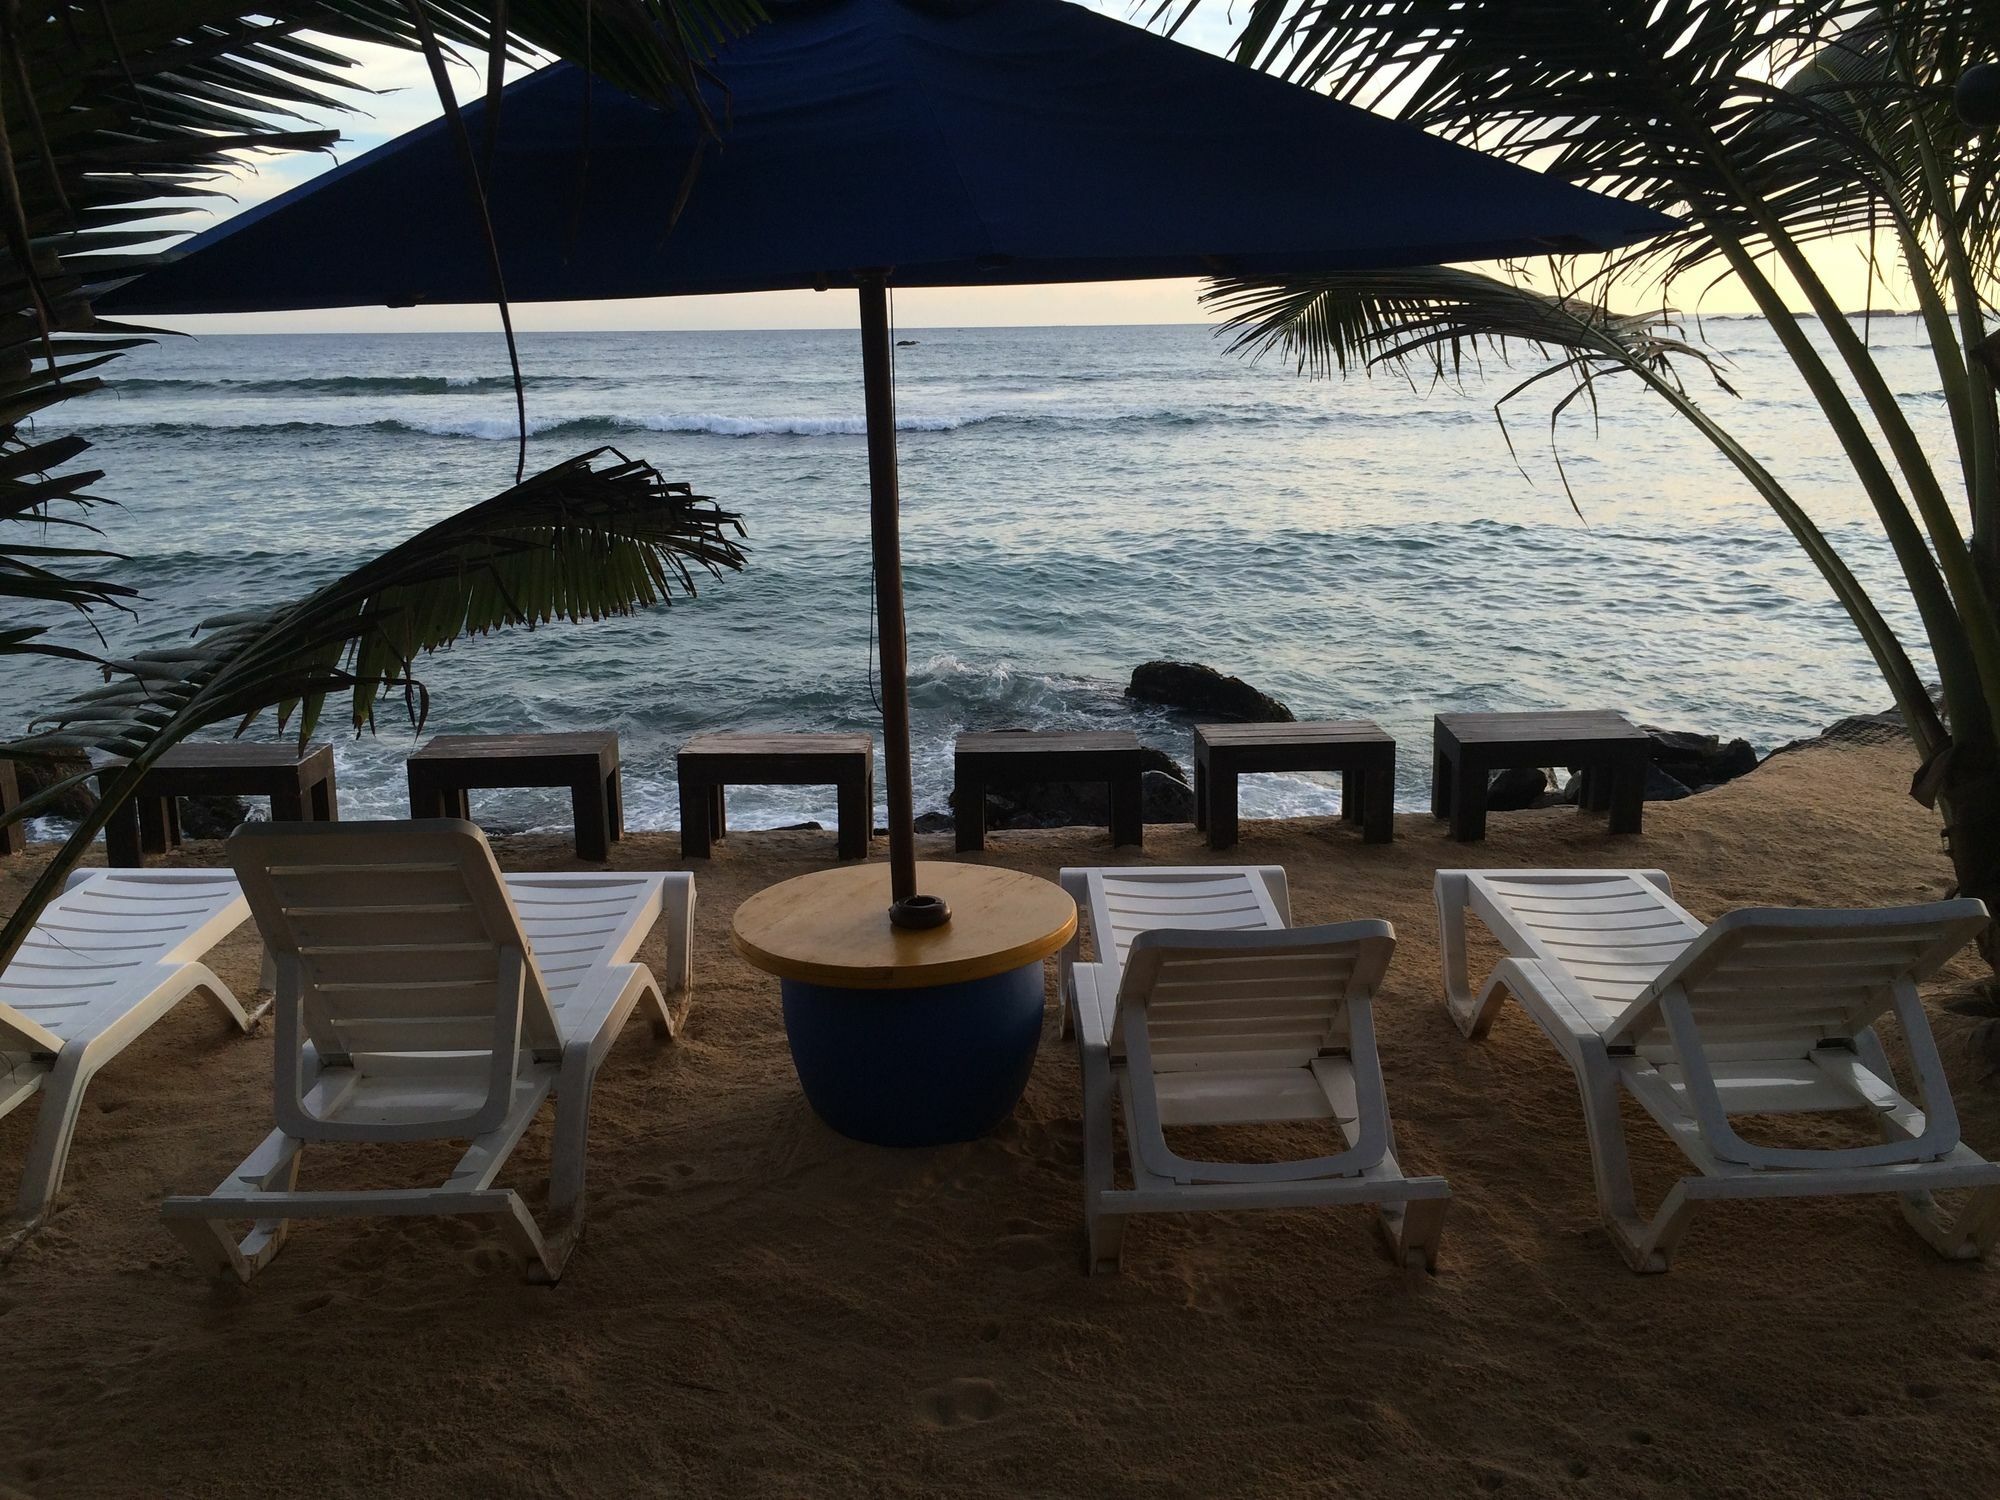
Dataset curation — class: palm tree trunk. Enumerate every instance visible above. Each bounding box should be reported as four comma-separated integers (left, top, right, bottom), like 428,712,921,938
1933,740,2000,974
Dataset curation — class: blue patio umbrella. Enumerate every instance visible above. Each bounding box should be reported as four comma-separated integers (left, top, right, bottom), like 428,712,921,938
102,0,1674,925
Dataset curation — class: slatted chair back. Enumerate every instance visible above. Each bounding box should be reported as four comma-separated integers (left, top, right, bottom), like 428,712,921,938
1606,900,1990,1054
1467,870,1704,1020
1115,921,1394,1074
1082,867,1287,986
0,870,246,1059
228,819,561,1141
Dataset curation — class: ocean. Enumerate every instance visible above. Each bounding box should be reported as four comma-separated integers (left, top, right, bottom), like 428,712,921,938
8,317,1944,835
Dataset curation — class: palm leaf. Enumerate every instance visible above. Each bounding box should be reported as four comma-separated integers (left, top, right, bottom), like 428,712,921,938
0,446,745,969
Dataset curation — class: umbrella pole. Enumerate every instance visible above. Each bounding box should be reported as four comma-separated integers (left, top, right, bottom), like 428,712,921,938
859,274,949,929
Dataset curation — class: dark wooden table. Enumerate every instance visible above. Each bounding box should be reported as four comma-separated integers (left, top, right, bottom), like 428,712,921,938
677,732,874,861
953,731,1145,852
406,731,622,862
1194,719,1396,848
1432,710,1650,842
0,758,24,856
98,741,338,866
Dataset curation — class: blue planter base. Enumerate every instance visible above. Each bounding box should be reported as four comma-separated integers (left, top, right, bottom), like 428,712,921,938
780,961,1046,1147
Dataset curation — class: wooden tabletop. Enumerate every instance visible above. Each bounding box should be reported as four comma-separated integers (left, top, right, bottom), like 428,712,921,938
411,732,616,760
97,741,331,770
682,733,873,756
1196,719,1390,745
1436,710,1646,744
732,861,1077,989
956,731,1139,755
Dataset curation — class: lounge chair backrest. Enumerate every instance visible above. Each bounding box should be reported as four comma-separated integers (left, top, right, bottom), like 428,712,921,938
1,869,246,1057
228,820,562,1125
1115,921,1394,1072
1605,900,1990,1052
1082,867,1288,982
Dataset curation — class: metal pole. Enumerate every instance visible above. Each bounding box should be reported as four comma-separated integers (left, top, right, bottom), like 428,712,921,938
858,274,949,928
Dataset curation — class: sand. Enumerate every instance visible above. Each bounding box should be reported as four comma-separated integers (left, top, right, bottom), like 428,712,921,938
2,737,1998,1499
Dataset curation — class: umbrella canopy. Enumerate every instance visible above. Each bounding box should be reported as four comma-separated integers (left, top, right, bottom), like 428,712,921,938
102,0,1673,314
100,0,1676,929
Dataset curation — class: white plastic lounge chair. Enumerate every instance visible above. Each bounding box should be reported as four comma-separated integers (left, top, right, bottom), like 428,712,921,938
161,819,692,1284
1437,867,2000,1271
1058,866,1449,1274
3,867,257,1228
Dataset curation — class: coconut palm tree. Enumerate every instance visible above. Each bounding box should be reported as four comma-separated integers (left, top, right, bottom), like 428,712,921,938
0,2,761,966
1177,0,2000,972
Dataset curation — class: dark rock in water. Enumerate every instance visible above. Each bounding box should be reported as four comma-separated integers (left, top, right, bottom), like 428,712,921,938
13,751,96,821
1528,790,1568,810
1641,725,1761,791
1142,768,1195,824
776,820,824,832
1559,773,1584,806
1487,766,1547,811
1644,765,1692,802
951,741,1193,828
177,795,253,840
1125,660,1294,723
896,339,919,347
912,810,954,833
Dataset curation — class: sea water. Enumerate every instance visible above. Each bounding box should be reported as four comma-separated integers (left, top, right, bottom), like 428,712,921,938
6,317,1950,833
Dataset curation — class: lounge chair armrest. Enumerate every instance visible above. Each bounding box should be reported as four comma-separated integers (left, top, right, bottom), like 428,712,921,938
1070,962,1117,1051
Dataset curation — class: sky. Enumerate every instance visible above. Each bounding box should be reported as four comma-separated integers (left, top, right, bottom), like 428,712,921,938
154,2,1897,337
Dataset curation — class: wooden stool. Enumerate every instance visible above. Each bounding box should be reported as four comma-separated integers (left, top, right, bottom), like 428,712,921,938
1432,710,1650,842
953,731,1145,852
0,759,25,856
677,732,874,860
99,742,338,867
1194,720,1396,848
406,732,622,862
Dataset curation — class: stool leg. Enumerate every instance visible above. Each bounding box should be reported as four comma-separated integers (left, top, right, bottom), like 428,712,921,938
310,775,337,822
836,772,869,860
104,794,143,868
1209,767,1239,851
678,776,710,859
1450,759,1489,843
1340,769,1361,824
406,768,439,820
571,777,611,862
1363,763,1395,845
271,780,305,825
138,794,174,856
710,784,728,842
606,770,624,841
1193,758,1208,833
956,771,987,853
1110,771,1143,848
1608,755,1646,836
1431,747,1453,820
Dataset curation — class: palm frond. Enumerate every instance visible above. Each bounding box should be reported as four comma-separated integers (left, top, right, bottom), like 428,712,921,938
0,446,745,967
3,0,765,670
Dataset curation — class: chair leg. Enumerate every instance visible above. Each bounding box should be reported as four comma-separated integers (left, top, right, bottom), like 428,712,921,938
1898,1187,2000,1260
13,1047,96,1224
1377,1195,1448,1272
1434,873,1485,1035
1570,1044,1676,1273
1080,1046,1125,1274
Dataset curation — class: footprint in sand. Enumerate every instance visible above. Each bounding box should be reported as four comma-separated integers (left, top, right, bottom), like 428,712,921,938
293,1291,334,1316
917,1377,1004,1429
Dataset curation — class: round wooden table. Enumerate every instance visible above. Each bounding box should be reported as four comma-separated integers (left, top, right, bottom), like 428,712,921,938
732,861,1077,1146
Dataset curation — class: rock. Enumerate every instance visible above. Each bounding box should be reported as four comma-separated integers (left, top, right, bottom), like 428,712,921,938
176,795,253,840
1141,768,1195,824
1644,764,1692,802
912,809,954,833
1125,661,1294,723
776,820,824,832
12,751,96,821
1767,710,1910,758
1528,790,1568,810
1487,767,1547,811
1641,725,1762,791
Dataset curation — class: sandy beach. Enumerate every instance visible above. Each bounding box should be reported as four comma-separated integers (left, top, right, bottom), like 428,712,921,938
3,734,1997,1499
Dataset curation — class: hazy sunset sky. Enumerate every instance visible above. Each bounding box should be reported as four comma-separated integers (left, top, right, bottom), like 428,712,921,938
158,3,1901,337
